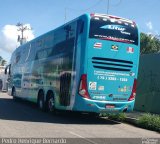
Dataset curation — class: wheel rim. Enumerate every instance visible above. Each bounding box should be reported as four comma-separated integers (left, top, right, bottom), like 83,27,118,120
39,99,43,109
48,97,55,111
38,91,45,110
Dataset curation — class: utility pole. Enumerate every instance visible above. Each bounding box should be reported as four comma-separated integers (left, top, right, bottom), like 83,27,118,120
64,7,67,23
16,22,32,45
107,0,110,14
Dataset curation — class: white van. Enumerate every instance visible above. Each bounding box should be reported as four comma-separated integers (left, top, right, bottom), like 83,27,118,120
0,66,8,92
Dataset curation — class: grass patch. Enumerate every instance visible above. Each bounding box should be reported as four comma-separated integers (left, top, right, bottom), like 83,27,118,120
100,113,126,122
101,112,160,133
137,113,160,132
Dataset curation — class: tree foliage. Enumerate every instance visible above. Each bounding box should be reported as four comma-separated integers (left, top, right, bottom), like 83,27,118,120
0,56,7,66
140,33,160,54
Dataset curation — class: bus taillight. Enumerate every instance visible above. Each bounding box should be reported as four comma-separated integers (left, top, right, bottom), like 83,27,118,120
90,13,95,17
79,74,90,99
108,15,120,20
128,79,137,101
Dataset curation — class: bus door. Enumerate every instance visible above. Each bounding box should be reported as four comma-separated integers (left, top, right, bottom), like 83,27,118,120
59,20,82,107
58,23,77,106
59,72,71,106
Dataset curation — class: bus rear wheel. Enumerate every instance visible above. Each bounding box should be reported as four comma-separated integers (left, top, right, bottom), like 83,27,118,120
37,91,46,111
46,92,55,113
12,87,17,100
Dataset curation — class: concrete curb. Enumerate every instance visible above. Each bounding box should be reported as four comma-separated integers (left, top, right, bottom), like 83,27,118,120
125,116,138,125
125,111,145,125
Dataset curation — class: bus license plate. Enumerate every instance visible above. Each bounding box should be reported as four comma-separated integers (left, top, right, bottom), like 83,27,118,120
106,105,115,109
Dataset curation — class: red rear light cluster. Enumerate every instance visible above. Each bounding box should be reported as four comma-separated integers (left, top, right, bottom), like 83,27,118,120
90,13,95,17
109,15,120,20
132,21,136,26
128,79,137,101
79,74,90,99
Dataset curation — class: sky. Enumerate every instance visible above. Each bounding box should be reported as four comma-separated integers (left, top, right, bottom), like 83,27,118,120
0,0,159,63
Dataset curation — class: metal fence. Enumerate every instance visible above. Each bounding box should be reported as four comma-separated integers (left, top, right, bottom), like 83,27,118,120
135,53,160,114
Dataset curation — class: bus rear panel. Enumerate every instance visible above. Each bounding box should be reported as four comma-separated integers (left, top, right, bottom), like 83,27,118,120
74,14,140,113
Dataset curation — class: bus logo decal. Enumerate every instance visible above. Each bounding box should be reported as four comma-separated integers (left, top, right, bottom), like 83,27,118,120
127,47,134,53
89,82,97,90
98,86,104,91
111,45,119,51
94,42,102,49
101,24,125,32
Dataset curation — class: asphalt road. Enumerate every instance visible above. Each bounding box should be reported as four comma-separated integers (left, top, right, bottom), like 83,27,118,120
0,92,159,144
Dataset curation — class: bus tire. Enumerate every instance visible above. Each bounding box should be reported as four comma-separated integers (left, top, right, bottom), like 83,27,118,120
37,90,46,111
11,87,17,99
46,91,56,113
89,112,99,118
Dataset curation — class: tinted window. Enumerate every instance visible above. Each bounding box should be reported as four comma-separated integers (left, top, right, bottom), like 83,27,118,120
35,22,76,60
89,17,138,45
35,48,52,60
15,52,21,64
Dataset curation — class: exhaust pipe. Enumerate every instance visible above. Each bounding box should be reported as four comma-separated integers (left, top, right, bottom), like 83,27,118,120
123,107,128,112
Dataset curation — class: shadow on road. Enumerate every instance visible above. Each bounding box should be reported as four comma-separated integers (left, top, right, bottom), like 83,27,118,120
0,95,120,125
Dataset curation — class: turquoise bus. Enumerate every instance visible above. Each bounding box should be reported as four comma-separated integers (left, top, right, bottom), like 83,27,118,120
7,13,140,114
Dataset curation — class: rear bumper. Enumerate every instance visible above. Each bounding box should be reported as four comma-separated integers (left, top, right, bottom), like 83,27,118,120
73,95,135,113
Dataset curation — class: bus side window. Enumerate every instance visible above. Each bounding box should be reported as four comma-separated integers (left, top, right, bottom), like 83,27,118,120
4,67,7,75
78,20,84,34
64,25,72,40
4,64,11,75
15,52,21,64
8,64,11,75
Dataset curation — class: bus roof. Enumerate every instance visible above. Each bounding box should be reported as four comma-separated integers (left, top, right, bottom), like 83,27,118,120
14,13,135,52
91,13,134,24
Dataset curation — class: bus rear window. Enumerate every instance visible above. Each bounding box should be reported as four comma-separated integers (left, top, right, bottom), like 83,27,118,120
89,16,138,45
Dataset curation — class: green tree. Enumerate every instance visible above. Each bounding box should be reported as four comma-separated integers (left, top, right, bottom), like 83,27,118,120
1,60,7,66
0,56,7,66
140,33,160,54
0,56,2,62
